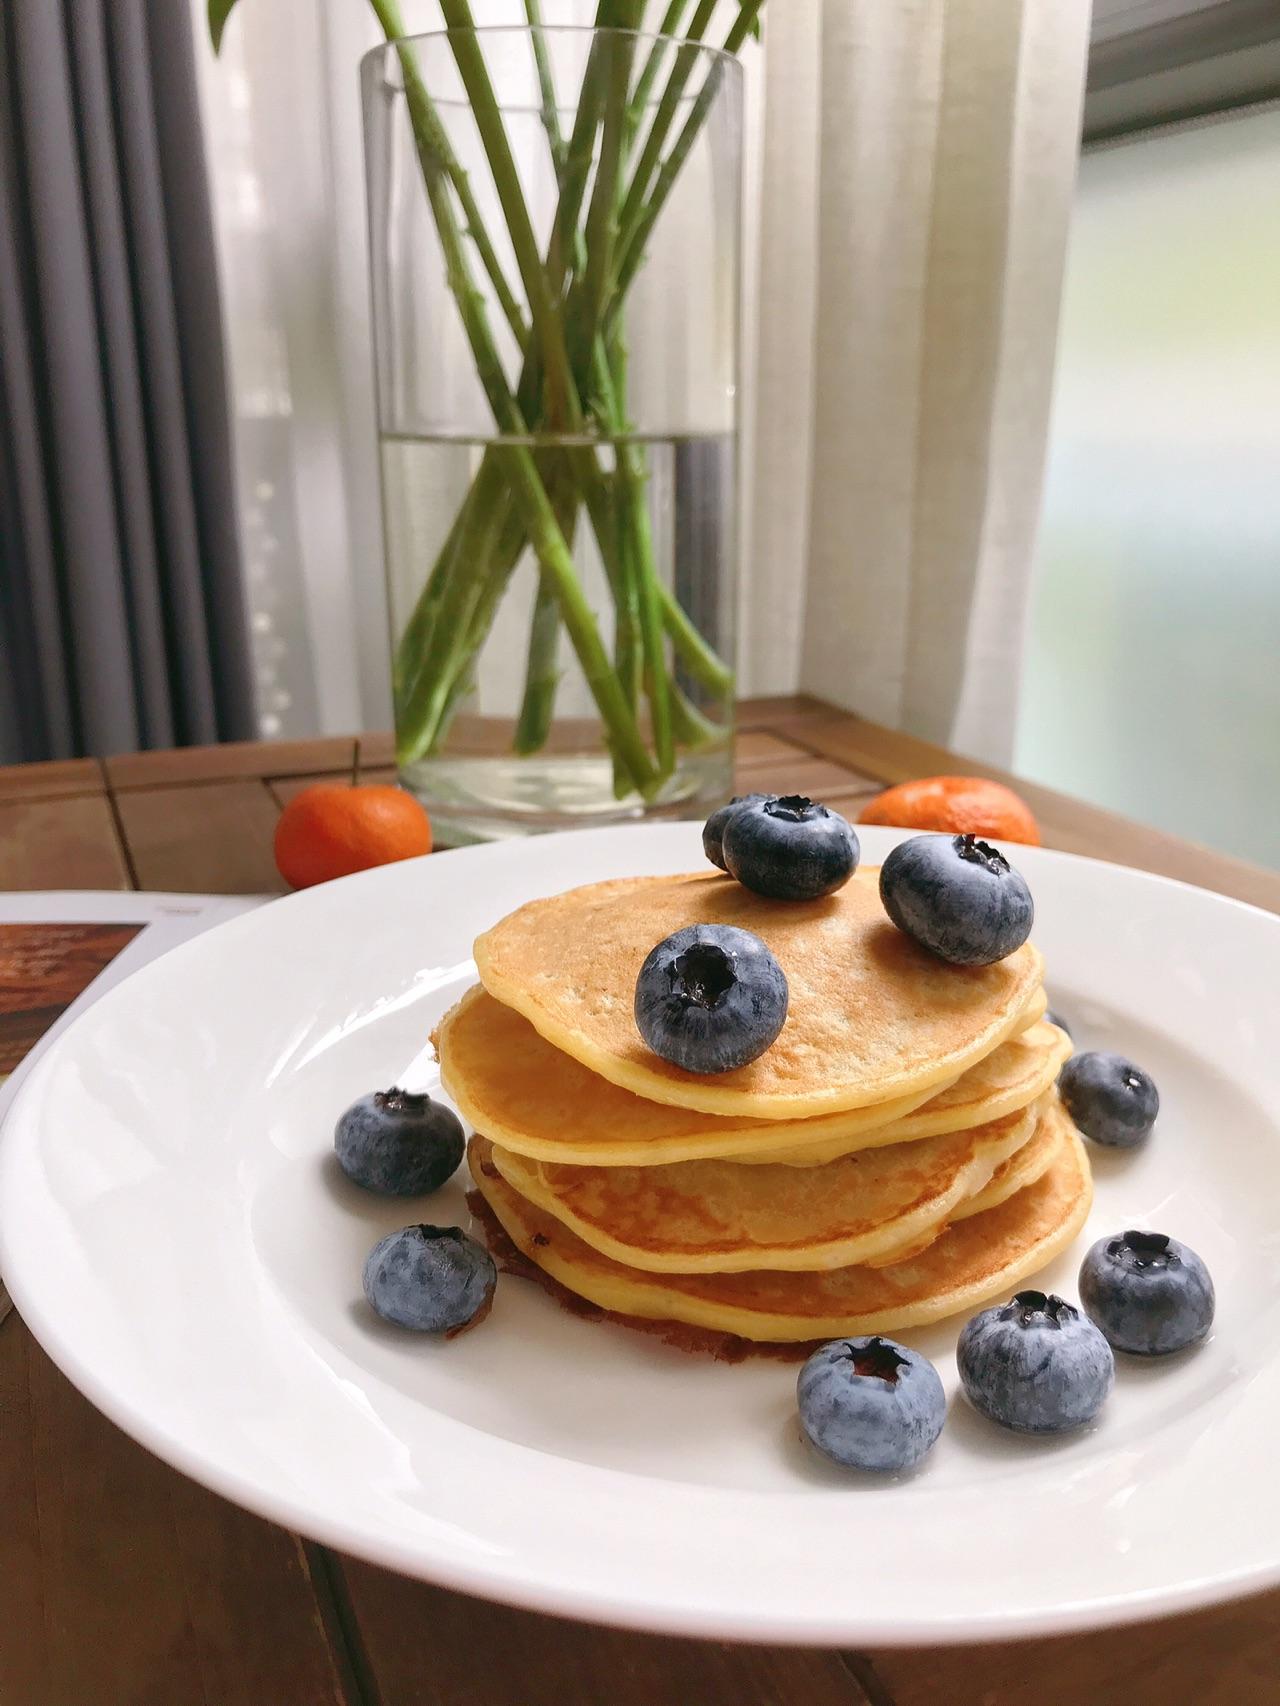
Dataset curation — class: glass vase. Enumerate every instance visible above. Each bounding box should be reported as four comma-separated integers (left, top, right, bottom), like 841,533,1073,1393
361,26,740,843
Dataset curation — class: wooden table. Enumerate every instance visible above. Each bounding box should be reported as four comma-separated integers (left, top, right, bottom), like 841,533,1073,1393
2,696,1277,1706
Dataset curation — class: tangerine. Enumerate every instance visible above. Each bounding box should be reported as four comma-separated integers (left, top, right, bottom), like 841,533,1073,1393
857,775,1040,846
274,782,433,889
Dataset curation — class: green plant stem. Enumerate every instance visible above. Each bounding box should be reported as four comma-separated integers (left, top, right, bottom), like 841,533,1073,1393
626,0,690,144
385,23,656,795
670,680,731,750
595,339,674,774
391,470,479,700
467,6,626,750
437,0,584,429
381,4,739,780
514,458,578,753
514,576,565,754
577,16,639,352
368,0,527,346
613,0,764,301
660,581,733,696
546,23,611,294
615,0,716,245
394,473,513,763
523,0,566,175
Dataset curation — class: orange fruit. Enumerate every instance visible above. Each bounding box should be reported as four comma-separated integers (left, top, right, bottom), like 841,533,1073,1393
857,776,1041,846
274,783,433,889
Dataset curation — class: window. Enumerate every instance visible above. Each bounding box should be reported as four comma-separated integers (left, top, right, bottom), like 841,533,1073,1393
1017,105,1280,867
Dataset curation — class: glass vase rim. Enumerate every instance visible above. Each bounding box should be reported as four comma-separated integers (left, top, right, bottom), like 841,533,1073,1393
359,24,742,101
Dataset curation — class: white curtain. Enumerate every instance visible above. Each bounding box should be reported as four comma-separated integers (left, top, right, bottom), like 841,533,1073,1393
193,0,1089,763
745,0,1091,761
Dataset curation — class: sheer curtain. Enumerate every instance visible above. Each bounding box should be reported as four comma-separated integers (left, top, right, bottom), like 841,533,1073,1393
193,0,1087,763
748,0,1091,763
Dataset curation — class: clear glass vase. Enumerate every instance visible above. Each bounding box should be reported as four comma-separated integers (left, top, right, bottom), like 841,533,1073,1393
361,26,740,843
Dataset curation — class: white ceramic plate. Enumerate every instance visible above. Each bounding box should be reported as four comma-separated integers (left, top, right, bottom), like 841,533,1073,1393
2,824,1278,1646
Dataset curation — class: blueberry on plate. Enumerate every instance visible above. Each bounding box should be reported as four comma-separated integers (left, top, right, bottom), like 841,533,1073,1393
702,793,770,873
721,795,859,901
363,1224,495,1335
957,1290,1113,1434
1044,1008,1073,1039
798,1336,946,1472
1080,1230,1214,1355
634,923,788,1074
335,1087,465,1195
879,833,1033,966
1058,1052,1158,1148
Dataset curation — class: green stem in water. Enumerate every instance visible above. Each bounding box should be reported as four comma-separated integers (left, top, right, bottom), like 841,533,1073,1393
514,460,578,754
394,482,508,765
595,339,674,775
661,581,734,698
385,22,656,795
670,680,731,750
393,454,505,705
378,4,742,778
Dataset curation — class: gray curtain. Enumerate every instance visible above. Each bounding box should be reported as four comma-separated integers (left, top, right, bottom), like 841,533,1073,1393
0,0,256,762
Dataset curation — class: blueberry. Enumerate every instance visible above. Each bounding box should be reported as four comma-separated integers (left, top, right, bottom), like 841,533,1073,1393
1045,1008,1073,1039
1058,1052,1158,1148
702,793,769,873
722,795,859,901
879,833,1034,966
957,1290,1114,1434
335,1087,465,1195
797,1336,946,1472
1079,1230,1214,1355
634,923,788,1074
363,1224,495,1335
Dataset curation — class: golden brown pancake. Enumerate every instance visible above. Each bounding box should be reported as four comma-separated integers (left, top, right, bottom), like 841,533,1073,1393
729,1019,1072,1166
473,870,1044,1117
952,1098,1062,1219
468,1107,1091,1341
486,1095,1047,1274
435,989,1063,1167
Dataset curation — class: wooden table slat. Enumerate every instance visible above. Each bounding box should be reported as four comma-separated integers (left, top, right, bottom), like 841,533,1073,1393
104,731,395,790
112,780,288,895
0,795,131,891
0,763,355,1706
339,1566,873,1706
742,755,882,803
0,756,105,804
734,694,830,731
864,1591,1280,1706
0,1322,349,1706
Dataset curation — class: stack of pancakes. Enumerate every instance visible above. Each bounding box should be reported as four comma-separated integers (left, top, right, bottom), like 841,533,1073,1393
441,868,1090,1344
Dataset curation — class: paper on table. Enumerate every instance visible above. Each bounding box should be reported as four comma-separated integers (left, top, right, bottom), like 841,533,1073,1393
0,891,269,1328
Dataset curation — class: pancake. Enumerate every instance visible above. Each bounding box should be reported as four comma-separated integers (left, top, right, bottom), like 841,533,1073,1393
729,1020,1072,1166
486,1095,1047,1274
434,990,1062,1167
951,1098,1063,1219
473,869,1044,1118
468,1108,1092,1341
